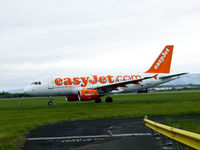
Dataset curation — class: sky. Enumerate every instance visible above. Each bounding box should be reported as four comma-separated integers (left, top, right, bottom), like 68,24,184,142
0,0,200,91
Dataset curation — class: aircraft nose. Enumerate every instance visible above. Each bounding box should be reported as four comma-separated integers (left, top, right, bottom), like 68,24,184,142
24,87,32,95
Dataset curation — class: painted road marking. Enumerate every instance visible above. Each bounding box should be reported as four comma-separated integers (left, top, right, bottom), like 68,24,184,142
108,130,151,137
27,133,151,141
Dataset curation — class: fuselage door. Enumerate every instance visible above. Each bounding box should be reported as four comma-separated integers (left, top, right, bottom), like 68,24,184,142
48,78,54,89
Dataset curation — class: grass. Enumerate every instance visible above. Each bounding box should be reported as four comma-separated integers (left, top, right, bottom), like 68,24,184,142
0,91,199,107
165,120,200,134
0,91,199,149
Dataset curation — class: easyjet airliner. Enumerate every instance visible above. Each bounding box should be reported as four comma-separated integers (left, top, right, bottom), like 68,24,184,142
24,45,187,106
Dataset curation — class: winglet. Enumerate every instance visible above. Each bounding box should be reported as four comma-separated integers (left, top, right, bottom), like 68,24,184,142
145,45,174,74
153,74,158,80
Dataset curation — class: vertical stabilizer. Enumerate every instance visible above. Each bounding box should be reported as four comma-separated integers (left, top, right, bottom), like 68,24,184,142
145,45,174,74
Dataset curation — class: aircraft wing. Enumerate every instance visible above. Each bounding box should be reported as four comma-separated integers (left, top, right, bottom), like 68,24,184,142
88,76,153,92
159,73,188,79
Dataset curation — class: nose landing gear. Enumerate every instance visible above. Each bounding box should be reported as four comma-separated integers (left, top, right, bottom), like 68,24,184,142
48,97,53,106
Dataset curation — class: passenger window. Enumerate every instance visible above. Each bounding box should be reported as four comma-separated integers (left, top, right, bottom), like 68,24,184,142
31,81,41,85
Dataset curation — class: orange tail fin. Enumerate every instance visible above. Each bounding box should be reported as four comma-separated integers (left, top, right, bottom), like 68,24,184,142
145,45,174,74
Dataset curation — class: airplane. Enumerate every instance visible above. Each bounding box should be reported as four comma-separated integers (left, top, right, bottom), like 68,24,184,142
24,45,187,106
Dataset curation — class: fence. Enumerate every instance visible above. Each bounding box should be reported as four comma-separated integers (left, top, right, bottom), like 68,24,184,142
144,117,200,150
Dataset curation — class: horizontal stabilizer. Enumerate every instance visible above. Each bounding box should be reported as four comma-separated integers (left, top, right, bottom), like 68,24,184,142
159,73,188,79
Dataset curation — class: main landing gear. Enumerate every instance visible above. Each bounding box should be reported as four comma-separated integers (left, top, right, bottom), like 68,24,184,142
95,97,102,103
95,97,113,103
48,97,53,106
105,97,113,103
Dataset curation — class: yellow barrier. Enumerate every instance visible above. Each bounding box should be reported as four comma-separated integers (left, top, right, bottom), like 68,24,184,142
144,118,200,150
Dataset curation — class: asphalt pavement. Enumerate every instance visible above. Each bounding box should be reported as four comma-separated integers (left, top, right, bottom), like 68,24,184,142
23,117,192,150
23,116,200,150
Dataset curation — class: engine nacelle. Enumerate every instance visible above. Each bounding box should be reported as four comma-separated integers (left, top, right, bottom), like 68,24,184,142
137,88,148,93
78,89,98,101
65,95,79,101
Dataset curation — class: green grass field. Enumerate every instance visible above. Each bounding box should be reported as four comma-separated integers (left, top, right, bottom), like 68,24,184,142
165,119,200,134
0,91,200,150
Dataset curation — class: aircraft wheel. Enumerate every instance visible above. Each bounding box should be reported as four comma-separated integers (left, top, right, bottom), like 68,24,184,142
95,98,102,103
106,97,113,103
48,101,53,106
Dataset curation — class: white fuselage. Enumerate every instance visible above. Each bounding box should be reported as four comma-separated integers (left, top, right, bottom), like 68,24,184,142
24,73,177,97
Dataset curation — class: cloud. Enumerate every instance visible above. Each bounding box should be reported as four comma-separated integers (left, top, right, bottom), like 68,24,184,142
0,0,200,90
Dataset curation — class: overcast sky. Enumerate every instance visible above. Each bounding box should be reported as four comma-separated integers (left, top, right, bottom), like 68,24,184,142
0,0,200,91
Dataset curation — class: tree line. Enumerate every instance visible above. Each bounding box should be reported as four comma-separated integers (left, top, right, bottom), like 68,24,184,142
0,92,30,98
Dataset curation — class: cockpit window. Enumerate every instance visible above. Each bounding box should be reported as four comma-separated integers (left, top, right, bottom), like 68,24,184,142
31,82,41,85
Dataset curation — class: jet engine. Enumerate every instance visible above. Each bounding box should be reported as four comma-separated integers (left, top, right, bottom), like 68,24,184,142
65,95,79,101
78,89,98,101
